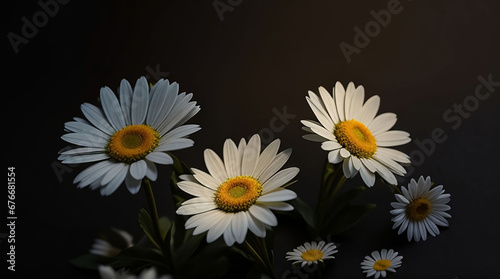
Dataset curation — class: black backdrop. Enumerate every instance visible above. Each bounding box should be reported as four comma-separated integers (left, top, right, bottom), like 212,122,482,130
3,0,500,278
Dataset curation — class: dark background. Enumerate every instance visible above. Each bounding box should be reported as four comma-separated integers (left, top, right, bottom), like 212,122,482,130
3,0,500,278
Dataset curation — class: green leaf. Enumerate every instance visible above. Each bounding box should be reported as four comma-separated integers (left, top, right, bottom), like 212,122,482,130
138,208,161,248
289,197,315,231
69,253,111,270
327,186,367,217
325,203,376,235
110,246,169,272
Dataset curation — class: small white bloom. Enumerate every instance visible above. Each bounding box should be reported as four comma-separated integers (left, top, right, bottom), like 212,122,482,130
90,228,133,257
98,266,172,279
360,249,402,278
390,176,451,242
285,241,338,267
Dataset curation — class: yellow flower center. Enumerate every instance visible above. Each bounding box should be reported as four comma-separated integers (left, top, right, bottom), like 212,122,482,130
334,120,377,158
106,125,160,164
301,249,324,262
373,259,392,271
214,176,263,213
406,197,432,221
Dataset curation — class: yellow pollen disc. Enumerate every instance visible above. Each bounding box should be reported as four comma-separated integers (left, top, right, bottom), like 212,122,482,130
373,259,392,271
334,120,377,158
406,197,432,221
214,176,263,213
301,249,324,262
106,124,160,164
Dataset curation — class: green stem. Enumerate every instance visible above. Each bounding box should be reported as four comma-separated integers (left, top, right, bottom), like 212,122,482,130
143,178,163,247
242,238,276,278
314,161,346,236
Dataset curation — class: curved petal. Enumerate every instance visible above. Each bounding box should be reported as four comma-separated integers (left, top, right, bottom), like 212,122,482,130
100,86,126,130
131,76,149,124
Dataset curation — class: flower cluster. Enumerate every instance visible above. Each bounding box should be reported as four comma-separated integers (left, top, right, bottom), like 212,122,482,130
61,78,451,278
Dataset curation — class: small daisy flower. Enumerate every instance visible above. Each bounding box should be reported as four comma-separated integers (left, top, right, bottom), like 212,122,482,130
98,266,172,279
176,134,299,246
301,82,411,187
285,241,338,267
58,77,200,195
360,249,402,279
90,228,133,258
390,176,451,242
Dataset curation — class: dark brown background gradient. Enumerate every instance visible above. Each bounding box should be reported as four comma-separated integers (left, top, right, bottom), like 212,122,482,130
3,0,500,278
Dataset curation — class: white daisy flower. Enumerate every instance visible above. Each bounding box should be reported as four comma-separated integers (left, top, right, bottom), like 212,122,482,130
301,82,411,187
58,77,200,195
90,228,133,257
98,266,172,279
360,249,402,279
175,134,299,246
285,240,338,267
390,176,451,242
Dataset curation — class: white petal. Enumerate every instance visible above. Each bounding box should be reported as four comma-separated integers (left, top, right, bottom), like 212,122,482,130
339,148,350,158
61,133,108,148
64,121,109,139
318,86,340,124
321,141,342,151
368,113,397,135
262,201,294,211
156,138,194,152
375,131,411,147
177,201,216,215
147,80,177,127
204,149,228,184
328,149,343,164
100,164,128,196
334,82,346,121
130,160,147,180
223,139,241,178
119,78,133,124
241,134,261,175
306,96,334,132
258,189,297,202
262,167,299,192
131,76,149,124
249,205,278,226
145,152,173,165
343,82,356,120
206,213,232,243
74,160,113,184
348,85,365,120
125,174,142,194
81,103,115,135
246,211,266,237
231,212,249,244
253,139,280,179
358,95,380,125
258,148,292,183
192,168,220,190
60,153,109,164
177,181,214,198
100,86,126,130
359,162,375,187
145,159,158,181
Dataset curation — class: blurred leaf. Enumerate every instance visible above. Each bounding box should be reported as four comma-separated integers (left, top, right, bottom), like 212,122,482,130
289,196,315,230
69,253,110,270
328,186,367,217
177,238,230,279
110,246,169,272
326,203,376,235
